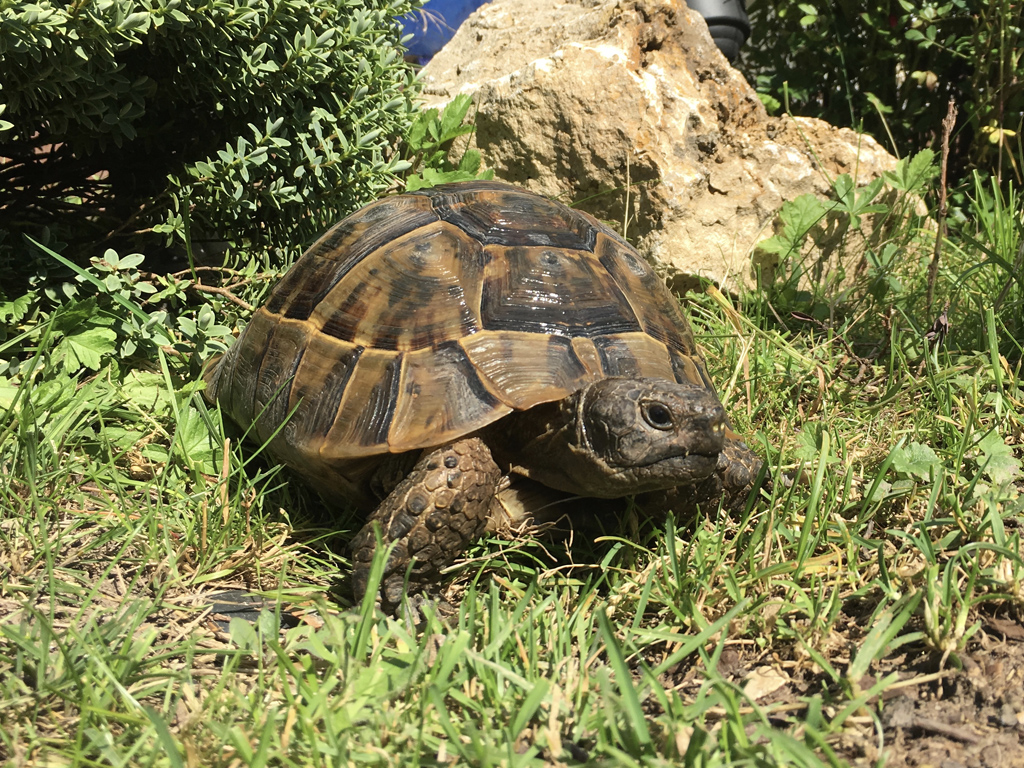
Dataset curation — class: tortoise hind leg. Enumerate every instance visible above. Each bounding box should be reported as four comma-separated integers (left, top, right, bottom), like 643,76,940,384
350,437,501,612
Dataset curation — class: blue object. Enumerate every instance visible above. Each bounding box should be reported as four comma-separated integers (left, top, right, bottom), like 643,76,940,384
401,0,749,65
684,0,749,61
402,0,486,63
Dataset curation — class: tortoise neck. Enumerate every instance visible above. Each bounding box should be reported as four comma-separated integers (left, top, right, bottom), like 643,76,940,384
483,391,602,497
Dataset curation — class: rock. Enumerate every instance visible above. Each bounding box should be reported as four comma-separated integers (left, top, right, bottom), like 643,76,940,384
742,666,789,701
999,703,1019,728
419,0,900,290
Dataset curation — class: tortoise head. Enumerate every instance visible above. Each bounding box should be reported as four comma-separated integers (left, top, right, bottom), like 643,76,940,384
528,377,728,498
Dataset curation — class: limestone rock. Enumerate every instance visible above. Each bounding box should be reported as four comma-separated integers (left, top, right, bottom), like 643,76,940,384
419,0,899,290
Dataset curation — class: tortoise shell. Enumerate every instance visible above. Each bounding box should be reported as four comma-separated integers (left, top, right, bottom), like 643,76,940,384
204,181,716,466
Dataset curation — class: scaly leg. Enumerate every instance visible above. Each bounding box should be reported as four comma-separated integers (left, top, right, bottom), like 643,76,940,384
350,437,501,612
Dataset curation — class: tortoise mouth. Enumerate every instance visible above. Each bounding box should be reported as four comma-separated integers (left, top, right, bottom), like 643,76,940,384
617,451,720,493
643,450,718,474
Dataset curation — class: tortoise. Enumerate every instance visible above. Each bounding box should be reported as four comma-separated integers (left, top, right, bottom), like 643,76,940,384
203,180,762,610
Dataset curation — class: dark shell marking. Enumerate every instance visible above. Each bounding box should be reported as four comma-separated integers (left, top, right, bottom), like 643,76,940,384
205,181,711,460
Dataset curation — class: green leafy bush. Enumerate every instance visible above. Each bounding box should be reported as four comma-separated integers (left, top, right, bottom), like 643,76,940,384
0,0,422,271
742,0,1022,182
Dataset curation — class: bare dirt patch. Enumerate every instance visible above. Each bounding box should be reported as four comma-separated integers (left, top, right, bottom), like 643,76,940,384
869,620,1024,768
657,611,1024,766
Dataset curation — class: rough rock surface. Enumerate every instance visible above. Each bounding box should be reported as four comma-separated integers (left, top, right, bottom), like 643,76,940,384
419,0,899,289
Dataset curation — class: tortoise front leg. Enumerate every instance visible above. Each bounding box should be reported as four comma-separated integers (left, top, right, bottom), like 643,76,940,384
350,437,501,612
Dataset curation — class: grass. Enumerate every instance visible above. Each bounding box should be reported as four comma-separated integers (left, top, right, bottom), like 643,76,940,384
1,161,1022,766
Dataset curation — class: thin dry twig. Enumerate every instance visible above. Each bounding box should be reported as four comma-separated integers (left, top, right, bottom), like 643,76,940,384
927,98,958,311
140,266,266,311
191,282,255,311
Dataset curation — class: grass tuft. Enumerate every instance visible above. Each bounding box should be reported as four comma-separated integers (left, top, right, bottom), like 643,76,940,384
2,160,1023,766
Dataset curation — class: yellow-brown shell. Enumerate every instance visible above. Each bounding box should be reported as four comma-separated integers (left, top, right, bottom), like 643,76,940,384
204,181,714,462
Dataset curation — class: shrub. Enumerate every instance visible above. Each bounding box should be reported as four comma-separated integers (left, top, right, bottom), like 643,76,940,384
741,0,1023,184
0,0,422,273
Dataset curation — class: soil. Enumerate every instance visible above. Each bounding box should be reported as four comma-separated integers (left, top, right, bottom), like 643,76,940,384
662,611,1024,767
863,619,1024,768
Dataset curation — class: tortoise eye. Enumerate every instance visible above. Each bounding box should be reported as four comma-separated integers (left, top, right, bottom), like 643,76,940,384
642,402,674,430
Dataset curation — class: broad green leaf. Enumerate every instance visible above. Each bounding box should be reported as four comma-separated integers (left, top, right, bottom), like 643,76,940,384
0,380,18,410
229,617,259,651
0,292,35,323
29,375,76,412
884,148,937,192
173,405,220,471
793,424,839,464
891,441,941,481
61,327,118,371
976,431,1021,485
120,369,173,413
758,194,829,257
